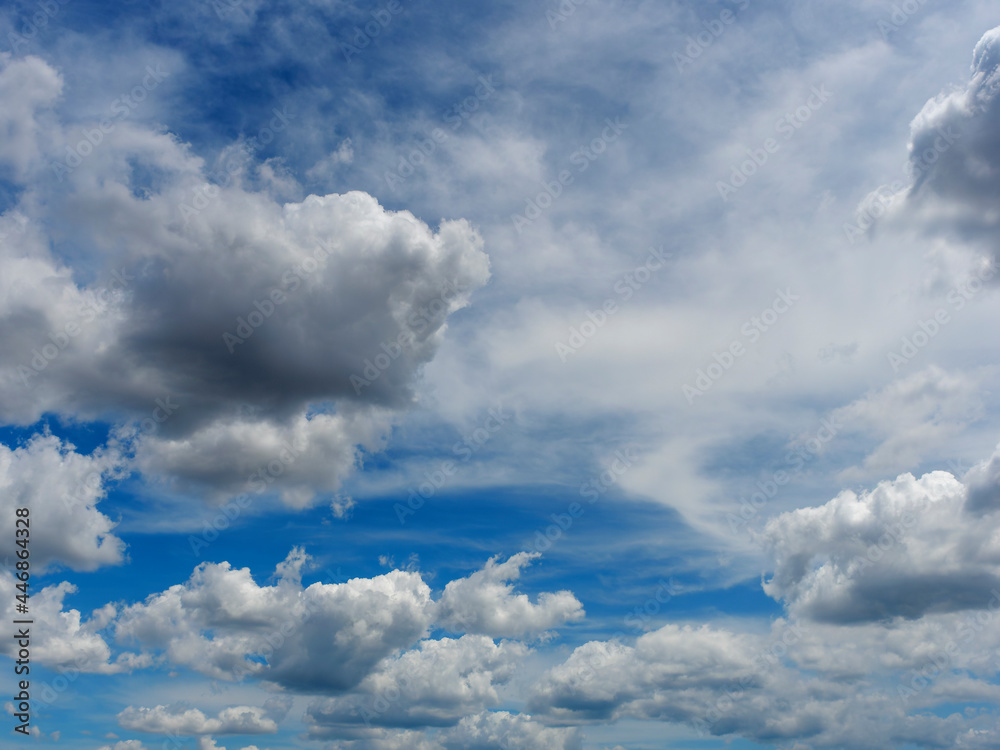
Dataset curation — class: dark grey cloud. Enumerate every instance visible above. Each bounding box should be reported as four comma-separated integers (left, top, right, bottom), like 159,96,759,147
964,442,1000,514
902,25,1000,258
0,55,490,505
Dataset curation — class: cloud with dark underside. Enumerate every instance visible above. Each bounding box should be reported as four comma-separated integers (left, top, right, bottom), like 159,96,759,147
0,54,490,507
758,445,1000,624
894,26,1000,258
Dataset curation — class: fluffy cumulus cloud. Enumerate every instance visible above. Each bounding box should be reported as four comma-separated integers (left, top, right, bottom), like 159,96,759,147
0,548,585,694
132,407,394,509
317,712,582,750
759,452,1000,623
889,25,1000,255
0,571,147,673
0,53,490,507
195,740,269,750
528,617,1000,749
8,3,1000,749
529,623,763,726
407,451,1000,748
7,549,587,744
108,549,580,695
439,710,582,750
319,729,446,750
436,552,584,638
0,433,127,571
114,548,434,691
304,635,526,738
117,704,277,735
782,609,1000,684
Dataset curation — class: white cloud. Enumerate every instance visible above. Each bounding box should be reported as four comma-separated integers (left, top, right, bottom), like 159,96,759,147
0,571,145,673
759,455,1000,622
114,548,434,690
304,635,526,737
8,548,584,695
133,407,395,509
97,741,149,750
322,729,445,750
529,623,761,724
0,434,127,572
830,366,986,482
528,616,1000,748
194,739,269,750
117,704,277,735
0,54,63,178
440,710,582,750
317,711,582,750
437,552,584,637
306,139,355,182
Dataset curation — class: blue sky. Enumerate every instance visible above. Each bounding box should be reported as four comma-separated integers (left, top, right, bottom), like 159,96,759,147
2,0,1000,748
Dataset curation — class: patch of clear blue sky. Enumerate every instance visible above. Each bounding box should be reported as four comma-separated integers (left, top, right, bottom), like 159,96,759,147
0,414,112,454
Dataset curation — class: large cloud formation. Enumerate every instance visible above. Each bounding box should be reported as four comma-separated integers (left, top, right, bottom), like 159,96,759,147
108,549,582,693
526,445,1000,748
113,550,434,691
528,615,1000,749
9,549,586,745
0,53,491,506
